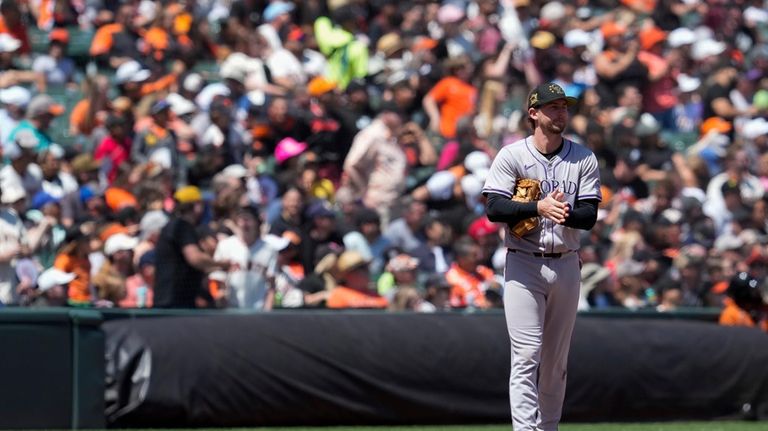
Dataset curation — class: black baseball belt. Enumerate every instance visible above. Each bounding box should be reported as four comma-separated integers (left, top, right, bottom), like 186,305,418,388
507,249,575,259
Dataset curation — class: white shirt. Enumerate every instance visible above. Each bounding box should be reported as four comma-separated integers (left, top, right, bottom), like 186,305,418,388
32,55,75,85
0,208,26,304
703,172,764,235
301,49,328,77
0,164,42,198
213,235,278,310
0,109,20,146
266,48,306,85
258,23,282,51
41,172,78,199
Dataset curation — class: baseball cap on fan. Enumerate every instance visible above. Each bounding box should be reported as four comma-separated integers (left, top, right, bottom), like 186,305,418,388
527,82,577,109
115,60,152,84
27,95,65,118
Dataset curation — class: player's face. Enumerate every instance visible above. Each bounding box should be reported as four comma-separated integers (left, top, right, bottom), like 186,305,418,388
531,99,568,134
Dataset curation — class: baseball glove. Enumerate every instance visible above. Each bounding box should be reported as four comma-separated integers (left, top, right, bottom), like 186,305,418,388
509,178,542,238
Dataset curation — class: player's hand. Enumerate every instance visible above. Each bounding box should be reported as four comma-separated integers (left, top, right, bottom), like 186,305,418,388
537,191,569,224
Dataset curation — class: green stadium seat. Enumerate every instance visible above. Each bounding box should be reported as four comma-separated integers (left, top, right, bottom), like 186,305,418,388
27,27,95,58
191,60,221,81
28,28,48,53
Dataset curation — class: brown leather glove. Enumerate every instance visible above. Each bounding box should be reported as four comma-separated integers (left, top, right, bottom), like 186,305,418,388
508,178,542,238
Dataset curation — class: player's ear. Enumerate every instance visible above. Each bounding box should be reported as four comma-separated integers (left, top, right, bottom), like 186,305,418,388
527,107,537,121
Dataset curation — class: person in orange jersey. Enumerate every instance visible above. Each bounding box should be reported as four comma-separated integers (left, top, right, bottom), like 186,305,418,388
719,272,768,332
423,55,478,140
327,250,388,309
446,237,496,309
54,223,95,306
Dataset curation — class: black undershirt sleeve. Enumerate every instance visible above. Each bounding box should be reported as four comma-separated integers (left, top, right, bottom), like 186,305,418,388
485,194,598,231
484,193,539,226
563,199,599,230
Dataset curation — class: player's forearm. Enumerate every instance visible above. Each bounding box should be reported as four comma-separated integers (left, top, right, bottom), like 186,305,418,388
485,193,538,224
562,199,598,230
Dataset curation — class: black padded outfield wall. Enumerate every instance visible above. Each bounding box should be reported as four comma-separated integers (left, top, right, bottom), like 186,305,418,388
104,313,768,427
0,309,105,430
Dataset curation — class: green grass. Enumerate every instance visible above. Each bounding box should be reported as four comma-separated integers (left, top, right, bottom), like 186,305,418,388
152,424,766,431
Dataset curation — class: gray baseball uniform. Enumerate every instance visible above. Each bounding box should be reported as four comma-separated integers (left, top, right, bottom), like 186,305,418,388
482,136,601,431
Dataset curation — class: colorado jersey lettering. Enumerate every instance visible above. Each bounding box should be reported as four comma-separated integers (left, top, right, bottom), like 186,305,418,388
482,137,602,254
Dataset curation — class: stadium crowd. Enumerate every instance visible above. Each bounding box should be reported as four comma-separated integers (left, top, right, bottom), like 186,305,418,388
0,0,767,322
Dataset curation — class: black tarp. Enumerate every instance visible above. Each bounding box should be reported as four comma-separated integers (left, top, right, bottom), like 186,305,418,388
103,312,768,427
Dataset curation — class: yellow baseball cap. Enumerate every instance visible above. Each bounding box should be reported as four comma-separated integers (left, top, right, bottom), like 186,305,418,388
173,186,202,203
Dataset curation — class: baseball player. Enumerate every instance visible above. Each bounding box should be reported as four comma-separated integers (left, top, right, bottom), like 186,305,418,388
482,82,601,431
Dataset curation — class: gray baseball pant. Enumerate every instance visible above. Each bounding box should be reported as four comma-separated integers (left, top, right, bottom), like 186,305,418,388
503,250,581,431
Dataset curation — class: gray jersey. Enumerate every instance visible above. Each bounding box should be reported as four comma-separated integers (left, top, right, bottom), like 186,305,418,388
482,137,602,254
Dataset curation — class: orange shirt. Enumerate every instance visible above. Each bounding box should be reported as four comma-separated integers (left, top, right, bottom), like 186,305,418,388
327,286,388,309
90,23,123,56
141,74,177,96
70,99,90,134
54,253,92,304
446,263,494,308
104,187,138,212
144,27,169,51
428,76,477,139
719,298,768,331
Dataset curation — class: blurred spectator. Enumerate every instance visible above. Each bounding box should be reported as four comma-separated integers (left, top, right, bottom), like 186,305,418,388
378,252,421,301
0,133,42,197
154,186,229,308
8,95,64,152
383,199,427,253
272,230,305,308
132,99,181,183
94,115,132,184
422,273,451,312
423,55,477,140
0,86,30,145
0,0,31,55
0,182,56,304
300,200,344,273
38,144,77,198
344,207,391,276
656,286,683,313
93,232,137,305
259,1,295,51
53,223,95,306
0,33,43,91
133,210,168,266
30,268,74,307
594,20,646,107
314,7,369,90
446,237,495,309
120,249,156,308
326,250,387,309
269,186,305,234
636,26,678,130
89,3,142,68
340,108,405,219
212,205,278,309
32,28,77,85
719,272,768,331
411,216,453,274
59,154,102,228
